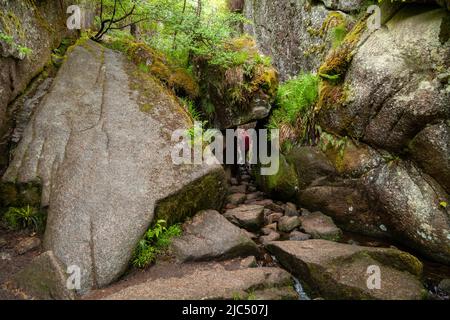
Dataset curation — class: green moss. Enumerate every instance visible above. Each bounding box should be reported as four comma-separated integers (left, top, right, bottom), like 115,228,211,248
194,35,278,123
318,16,368,80
366,250,424,277
154,169,227,226
26,0,55,34
3,205,46,233
139,103,154,113
254,154,300,202
107,38,200,100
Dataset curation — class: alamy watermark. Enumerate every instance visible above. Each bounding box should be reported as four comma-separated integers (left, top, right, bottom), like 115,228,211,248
367,5,382,31
66,5,95,30
66,265,81,290
171,122,280,176
366,265,382,290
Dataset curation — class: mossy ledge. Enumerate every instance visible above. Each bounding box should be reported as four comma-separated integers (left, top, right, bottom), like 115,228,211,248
153,168,227,226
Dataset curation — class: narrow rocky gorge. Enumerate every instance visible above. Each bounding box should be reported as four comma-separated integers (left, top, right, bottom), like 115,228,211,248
0,0,449,301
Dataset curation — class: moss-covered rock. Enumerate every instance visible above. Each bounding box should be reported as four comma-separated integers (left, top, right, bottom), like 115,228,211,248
267,240,427,300
254,153,299,202
286,146,336,190
317,6,450,150
154,169,227,226
128,41,200,98
193,35,279,129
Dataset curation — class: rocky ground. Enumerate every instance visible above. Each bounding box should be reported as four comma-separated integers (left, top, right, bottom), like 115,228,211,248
0,227,42,300
3,165,449,300
0,167,450,300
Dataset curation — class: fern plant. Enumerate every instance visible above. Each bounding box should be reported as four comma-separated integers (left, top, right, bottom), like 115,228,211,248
3,206,45,232
268,73,319,148
131,219,182,268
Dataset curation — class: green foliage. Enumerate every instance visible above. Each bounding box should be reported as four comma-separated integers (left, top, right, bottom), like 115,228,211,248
138,62,150,73
274,74,319,124
440,201,448,209
267,73,319,148
180,98,201,121
0,31,13,44
3,206,45,232
93,1,248,68
0,30,32,58
18,45,32,57
132,219,182,268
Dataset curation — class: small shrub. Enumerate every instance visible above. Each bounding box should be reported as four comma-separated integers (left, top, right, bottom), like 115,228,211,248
268,73,319,147
131,219,182,268
3,206,45,232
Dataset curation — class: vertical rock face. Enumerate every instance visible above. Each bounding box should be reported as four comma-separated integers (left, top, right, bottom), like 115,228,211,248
243,0,360,80
0,0,77,172
248,0,450,264
2,40,227,293
318,7,450,150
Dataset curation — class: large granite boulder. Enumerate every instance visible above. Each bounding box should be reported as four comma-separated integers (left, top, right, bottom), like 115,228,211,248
314,5,450,263
267,240,427,300
258,139,450,263
2,40,227,293
318,6,450,151
251,3,450,264
362,161,450,264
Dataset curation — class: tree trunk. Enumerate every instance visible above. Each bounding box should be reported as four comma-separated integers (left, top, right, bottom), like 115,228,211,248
130,23,139,39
